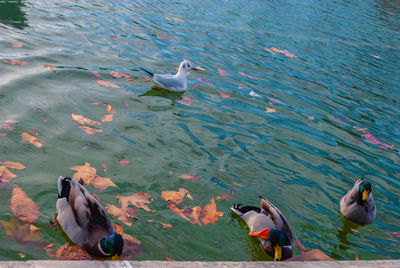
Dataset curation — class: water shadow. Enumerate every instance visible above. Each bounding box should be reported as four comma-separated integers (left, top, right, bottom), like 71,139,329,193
139,85,185,106
0,0,28,29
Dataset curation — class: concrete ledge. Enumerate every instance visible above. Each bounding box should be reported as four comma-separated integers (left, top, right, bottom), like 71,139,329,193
1,260,398,268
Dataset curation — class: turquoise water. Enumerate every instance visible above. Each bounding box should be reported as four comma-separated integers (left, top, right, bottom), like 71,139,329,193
0,0,399,261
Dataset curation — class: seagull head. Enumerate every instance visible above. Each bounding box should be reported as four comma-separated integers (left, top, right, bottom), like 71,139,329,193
179,60,197,73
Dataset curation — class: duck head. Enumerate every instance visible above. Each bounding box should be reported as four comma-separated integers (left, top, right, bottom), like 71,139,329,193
358,179,372,203
100,233,124,260
269,229,291,261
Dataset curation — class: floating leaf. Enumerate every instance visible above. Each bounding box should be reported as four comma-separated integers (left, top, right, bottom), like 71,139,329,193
182,206,203,225
21,133,43,149
106,204,137,226
0,124,13,130
217,67,229,76
110,71,130,79
29,130,39,136
0,161,25,170
216,194,231,200
265,47,297,58
355,255,360,261
1,59,28,66
78,126,103,135
166,257,174,261
177,96,193,106
43,64,55,71
216,91,230,98
70,162,97,184
12,43,22,47
118,193,154,212
372,55,380,59
113,223,141,244
200,198,223,225
125,77,135,82
4,119,18,124
268,97,288,106
238,72,257,79
157,34,174,41
179,174,200,180
91,176,116,191
18,253,25,258
354,127,397,152
71,113,101,125
101,114,113,122
119,160,130,167
55,242,93,260
93,80,120,88
0,166,17,182
106,104,116,114
196,76,213,86
90,71,101,77
265,108,276,113
0,133,7,137
0,216,48,247
160,222,173,229
11,184,40,224
233,182,245,188
161,188,192,205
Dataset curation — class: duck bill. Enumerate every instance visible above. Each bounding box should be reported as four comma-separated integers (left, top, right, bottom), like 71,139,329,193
191,67,198,71
274,245,282,261
112,254,122,260
362,189,369,201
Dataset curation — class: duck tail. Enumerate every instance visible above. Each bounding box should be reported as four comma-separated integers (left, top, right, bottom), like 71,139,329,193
140,67,154,77
58,176,71,201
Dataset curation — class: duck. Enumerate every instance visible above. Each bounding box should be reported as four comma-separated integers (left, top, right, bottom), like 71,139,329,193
340,178,376,224
140,60,197,92
56,176,124,259
231,195,293,261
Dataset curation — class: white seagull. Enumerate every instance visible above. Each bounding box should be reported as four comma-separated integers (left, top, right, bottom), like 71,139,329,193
140,60,197,92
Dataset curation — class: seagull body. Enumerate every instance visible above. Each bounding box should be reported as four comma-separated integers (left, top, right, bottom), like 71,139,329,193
141,60,197,92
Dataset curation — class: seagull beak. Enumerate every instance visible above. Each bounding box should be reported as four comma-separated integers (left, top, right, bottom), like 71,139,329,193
191,67,198,71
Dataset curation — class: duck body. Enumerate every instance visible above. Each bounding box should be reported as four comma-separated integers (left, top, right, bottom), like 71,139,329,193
56,176,123,258
340,178,376,225
231,195,293,261
140,60,197,92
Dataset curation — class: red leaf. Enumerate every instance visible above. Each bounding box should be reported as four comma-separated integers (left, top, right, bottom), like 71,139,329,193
0,133,7,137
101,163,107,170
93,80,120,88
177,96,194,106
124,101,130,108
110,71,130,79
217,67,230,76
196,76,213,86
106,104,116,113
295,239,307,253
1,59,28,66
216,91,230,98
268,97,288,105
90,71,101,77
238,72,257,79
265,108,276,113
4,120,18,124
233,182,246,188
0,124,14,130
119,160,130,167
157,34,175,41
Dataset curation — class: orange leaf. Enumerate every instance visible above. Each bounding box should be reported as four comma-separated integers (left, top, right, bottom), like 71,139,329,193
78,126,103,135
55,242,93,260
295,239,307,253
1,59,28,66
71,113,101,125
118,193,154,212
233,182,246,188
178,174,200,180
4,119,18,124
265,108,276,113
216,91,230,98
112,224,145,259
93,80,120,88
200,198,223,225
112,223,141,244
106,104,116,113
91,176,116,191
160,222,173,229
110,71,130,79
216,194,231,200
125,77,135,82
355,255,360,261
43,64,55,71
11,184,40,224
101,114,113,122
18,253,25,258
106,205,137,226
0,161,25,170
119,160,130,167
0,166,17,182
166,203,190,222
90,71,101,77
0,216,48,247
287,249,333,261
161,188,192,206
166,257,174,261
182,206,203,225
21,133,43,149
157,34,175,41
11,43,22,47
69,162,97,184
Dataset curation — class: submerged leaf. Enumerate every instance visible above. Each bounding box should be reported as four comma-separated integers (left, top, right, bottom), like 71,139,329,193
110,71,130,79
160,222,173,229
11,184,40,224
93,80,120,88
157,34,175,41
21,133,43,149
106,204,137,226
119,160,130,167
0,166,17,182
177,96,193,106
0,162,26,170
11,43,22,47
118,193,154,212
178,174,200,180
216,194,231,200
101,114,113,122
0,124,14,130
78,126,103,135
216,91,230,98
55,242,93,260
0,216,48,247
71,113,101,125
217,67,229,76
295,239,307,254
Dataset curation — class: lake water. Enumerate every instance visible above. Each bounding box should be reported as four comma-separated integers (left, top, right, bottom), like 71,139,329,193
0,0,399,261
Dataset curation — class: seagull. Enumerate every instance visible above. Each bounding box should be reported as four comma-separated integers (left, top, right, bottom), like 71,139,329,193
140,60,197,92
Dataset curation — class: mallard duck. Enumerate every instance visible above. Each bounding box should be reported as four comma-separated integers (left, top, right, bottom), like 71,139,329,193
56,176,124,259
140,60,197,92
231,195,293,261
340,178,376,224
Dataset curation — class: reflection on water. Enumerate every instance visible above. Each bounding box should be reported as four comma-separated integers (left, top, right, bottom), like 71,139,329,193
139,86,184,105
0,0,27,29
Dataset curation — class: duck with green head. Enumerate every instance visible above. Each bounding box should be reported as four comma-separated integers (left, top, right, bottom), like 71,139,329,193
56,176,124,259
231,195,293,261
340,178,376,225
